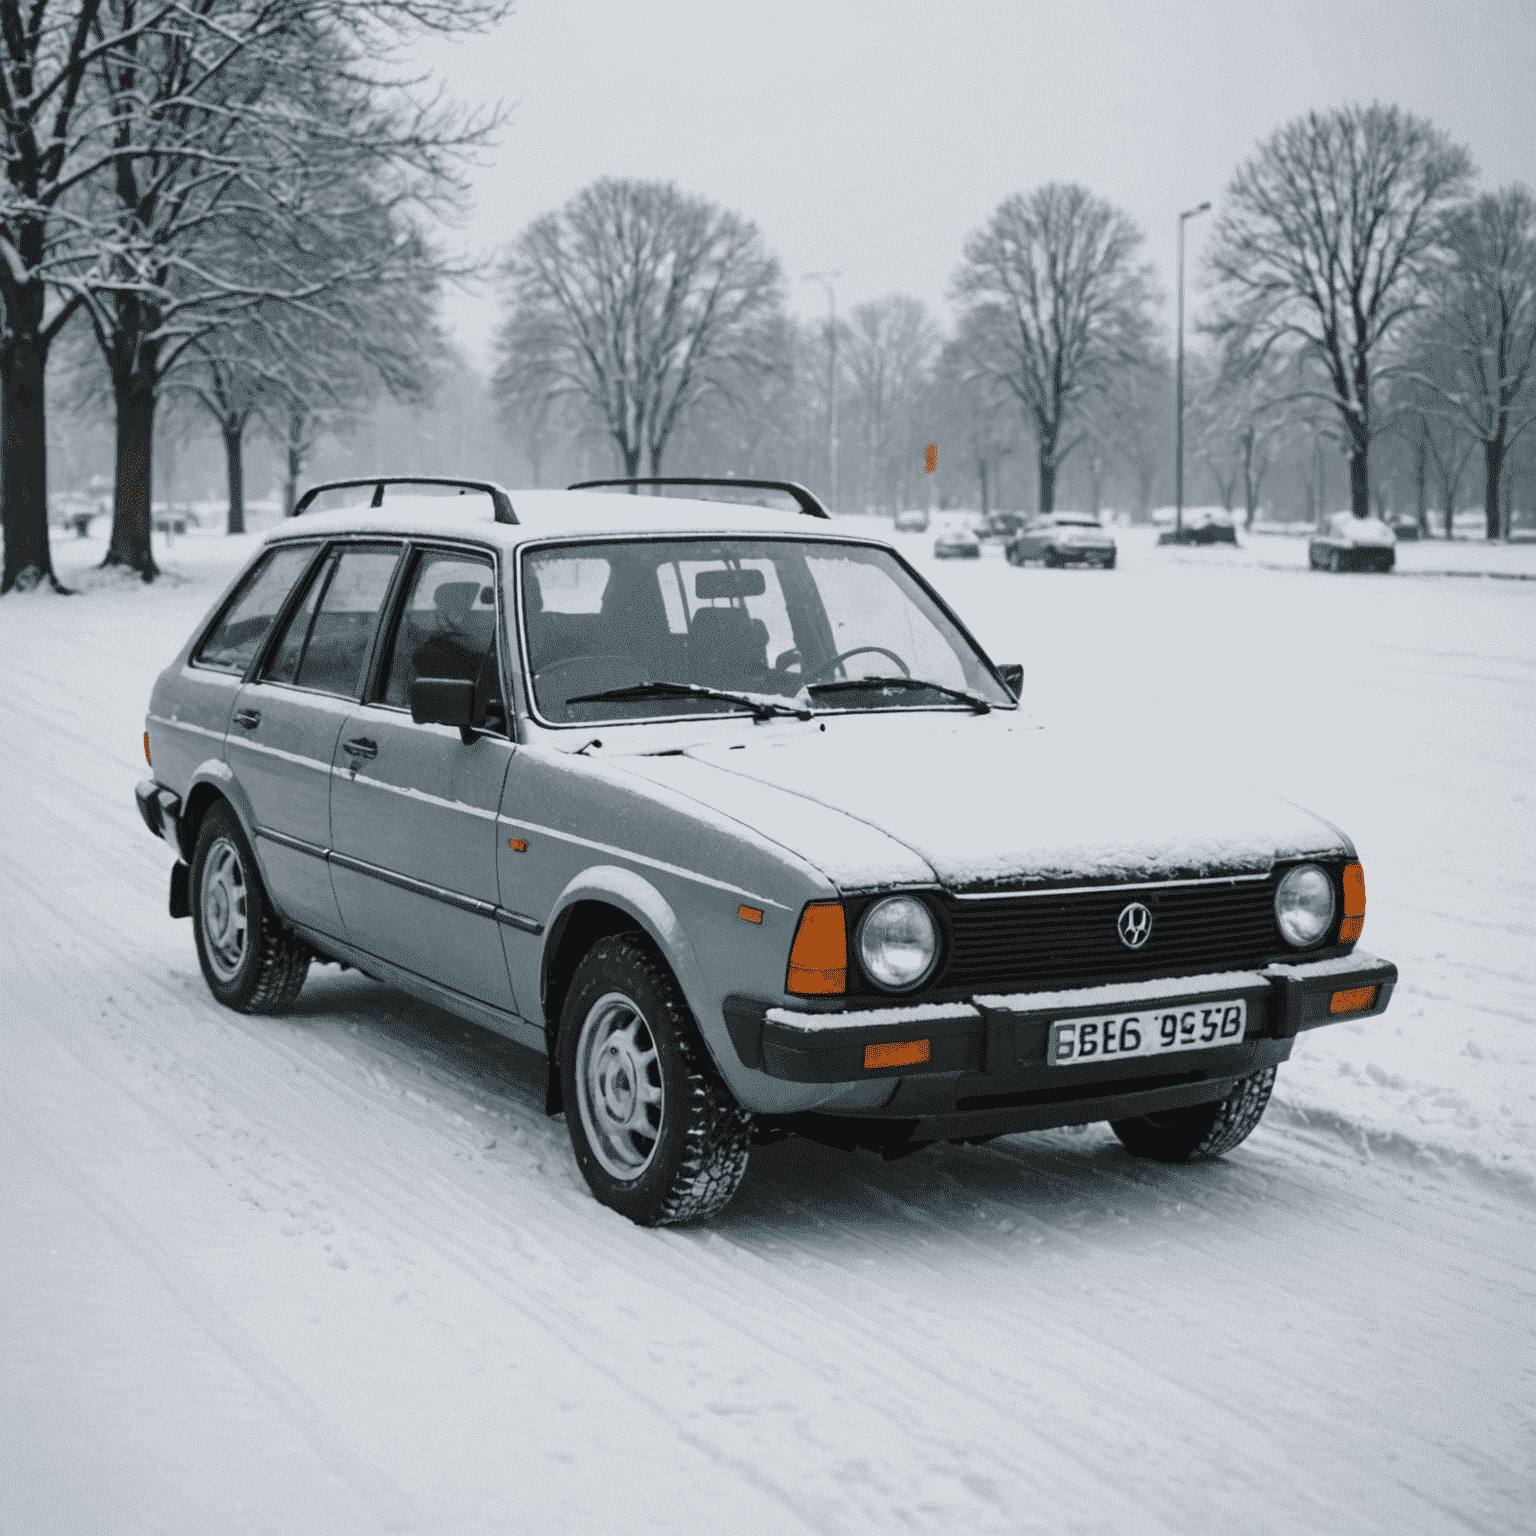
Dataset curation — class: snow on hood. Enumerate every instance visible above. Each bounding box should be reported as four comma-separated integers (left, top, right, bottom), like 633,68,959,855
617,718,1348,894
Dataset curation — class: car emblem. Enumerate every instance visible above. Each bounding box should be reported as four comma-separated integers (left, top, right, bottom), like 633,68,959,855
1117,902,1153,949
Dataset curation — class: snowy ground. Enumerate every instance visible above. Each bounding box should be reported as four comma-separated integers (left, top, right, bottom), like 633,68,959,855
3,522,1533,1535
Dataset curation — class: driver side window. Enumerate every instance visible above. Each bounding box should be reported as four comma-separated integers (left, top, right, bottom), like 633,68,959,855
377,549,503,729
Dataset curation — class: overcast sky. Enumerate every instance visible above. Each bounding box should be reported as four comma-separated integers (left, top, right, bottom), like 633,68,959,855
418,0,1536,368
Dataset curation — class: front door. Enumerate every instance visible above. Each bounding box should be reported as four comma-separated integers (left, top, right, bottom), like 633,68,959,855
328,545,519,1013
226,541,403,936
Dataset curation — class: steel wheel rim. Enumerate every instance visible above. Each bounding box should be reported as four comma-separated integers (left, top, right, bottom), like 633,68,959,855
575,991,664,1181
201,836,249,982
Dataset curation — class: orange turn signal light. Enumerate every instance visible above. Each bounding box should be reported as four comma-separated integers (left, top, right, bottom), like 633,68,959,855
786,902,846,995
738,905,763,924
864,1038,931,1070
507,837,527,852
1330,985,1377,1016
143,731,152,768
1339,861,1366,942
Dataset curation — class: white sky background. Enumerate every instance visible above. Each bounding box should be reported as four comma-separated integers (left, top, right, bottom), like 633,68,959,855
416,0,1536,369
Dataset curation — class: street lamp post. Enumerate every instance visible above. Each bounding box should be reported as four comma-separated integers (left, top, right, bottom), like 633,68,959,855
1175,202,1211,543
803,270,842,513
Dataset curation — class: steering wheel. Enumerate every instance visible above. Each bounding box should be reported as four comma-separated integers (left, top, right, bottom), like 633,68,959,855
801,646,911,686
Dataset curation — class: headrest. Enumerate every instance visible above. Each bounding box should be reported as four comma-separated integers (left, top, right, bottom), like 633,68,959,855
433,581,481,627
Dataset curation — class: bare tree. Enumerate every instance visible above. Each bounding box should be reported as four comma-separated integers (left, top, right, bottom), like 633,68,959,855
0,1,178,591
1413,187,1536,539
951,183,1159,513
494,178,783,483
1207,103,1472,521
0,1,500,587
840,294,939,513
1190,348,1293,526
934,339,1017,513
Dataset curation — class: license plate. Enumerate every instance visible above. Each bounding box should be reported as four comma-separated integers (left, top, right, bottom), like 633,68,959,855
1047,999,1247,1067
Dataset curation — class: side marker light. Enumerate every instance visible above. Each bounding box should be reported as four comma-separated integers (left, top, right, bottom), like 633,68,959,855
1330,986,1377,1015
143,731,152,768
738,905,763,924
864,1038,931,1070
507,837,528,852
1339,861,1366,943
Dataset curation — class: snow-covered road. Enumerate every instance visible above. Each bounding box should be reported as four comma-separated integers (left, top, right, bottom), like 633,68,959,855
3,528,1532,1535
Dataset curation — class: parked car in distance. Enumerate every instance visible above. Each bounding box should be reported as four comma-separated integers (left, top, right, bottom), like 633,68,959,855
1157,508,1238,546
1309,512,1397,572
1005,513,1116,568
976,511,1027,540
934,526,982,559
136,473,1395,1227
1386,512,1422,541
893,508,930,533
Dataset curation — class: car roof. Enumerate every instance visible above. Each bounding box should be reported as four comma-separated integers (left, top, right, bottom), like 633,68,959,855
261,487,856,551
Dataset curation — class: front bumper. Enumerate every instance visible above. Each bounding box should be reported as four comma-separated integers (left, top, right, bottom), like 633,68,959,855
725,952,1395,1135
135,778,183,851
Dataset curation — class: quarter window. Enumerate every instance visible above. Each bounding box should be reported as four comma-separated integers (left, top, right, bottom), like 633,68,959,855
194,545,315,673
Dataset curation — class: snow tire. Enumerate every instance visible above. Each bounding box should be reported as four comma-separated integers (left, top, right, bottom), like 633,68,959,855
559,935,751,1226
1110,1065,1277,1164
191,802,310,1015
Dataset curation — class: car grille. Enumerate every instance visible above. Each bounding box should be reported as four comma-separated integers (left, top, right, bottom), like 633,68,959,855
942,879,1280,994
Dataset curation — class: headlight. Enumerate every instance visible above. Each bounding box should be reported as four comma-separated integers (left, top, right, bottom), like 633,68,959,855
1274,864,1336,947
857,896,939,992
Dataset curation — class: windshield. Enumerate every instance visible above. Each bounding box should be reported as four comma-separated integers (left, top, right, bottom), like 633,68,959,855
519,537,1011,724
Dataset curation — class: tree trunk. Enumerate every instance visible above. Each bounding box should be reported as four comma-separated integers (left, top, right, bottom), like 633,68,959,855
977,456,990,515
0,330,61,593
1348,443,1370,519
223,424,245,535
1414,430,1429,535
1483,438,1504,541
1037,453,1056,515
102,378,159,580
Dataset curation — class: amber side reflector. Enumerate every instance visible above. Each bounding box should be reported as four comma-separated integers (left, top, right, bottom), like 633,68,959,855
507,837,527,852
786,902,846,994
865,1038,931,1070
1330,986,1377,1015
143,731,152,768
738,905,763,924
1339,862,1366,942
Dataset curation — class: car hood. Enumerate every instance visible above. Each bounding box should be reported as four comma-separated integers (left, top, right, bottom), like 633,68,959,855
617,719,1349,894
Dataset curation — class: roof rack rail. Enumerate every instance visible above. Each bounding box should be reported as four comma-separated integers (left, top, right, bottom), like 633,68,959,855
567,477,830,520
292,477,518,524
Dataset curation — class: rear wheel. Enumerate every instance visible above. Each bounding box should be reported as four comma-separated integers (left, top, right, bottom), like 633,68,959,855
559,935,751,1226
1043,548,1061,568
191,802,310,1013
1110,1066,1276,1163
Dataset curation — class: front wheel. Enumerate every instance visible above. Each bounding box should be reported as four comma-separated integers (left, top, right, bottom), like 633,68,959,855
1110,1066,1276,1163
191,802,310,1013
559,935,751,1226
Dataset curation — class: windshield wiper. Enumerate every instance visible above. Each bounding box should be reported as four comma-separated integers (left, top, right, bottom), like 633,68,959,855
806,676,992,714
566,680,813,722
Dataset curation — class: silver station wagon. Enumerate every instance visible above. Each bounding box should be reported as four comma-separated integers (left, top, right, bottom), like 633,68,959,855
137,476,1397,1225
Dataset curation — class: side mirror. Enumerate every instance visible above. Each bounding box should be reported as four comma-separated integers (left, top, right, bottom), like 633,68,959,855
999,663,1023,700
410,677,478,743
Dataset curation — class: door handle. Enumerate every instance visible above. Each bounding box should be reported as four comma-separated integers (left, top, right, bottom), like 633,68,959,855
343,737,378,761
234,709,261,729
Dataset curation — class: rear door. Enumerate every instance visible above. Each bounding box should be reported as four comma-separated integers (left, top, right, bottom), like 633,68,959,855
327,544,518,1012
226,541,403,937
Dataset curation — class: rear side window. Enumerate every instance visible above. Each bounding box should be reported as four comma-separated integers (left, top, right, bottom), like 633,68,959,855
194,546,315,673
266,545,400,697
